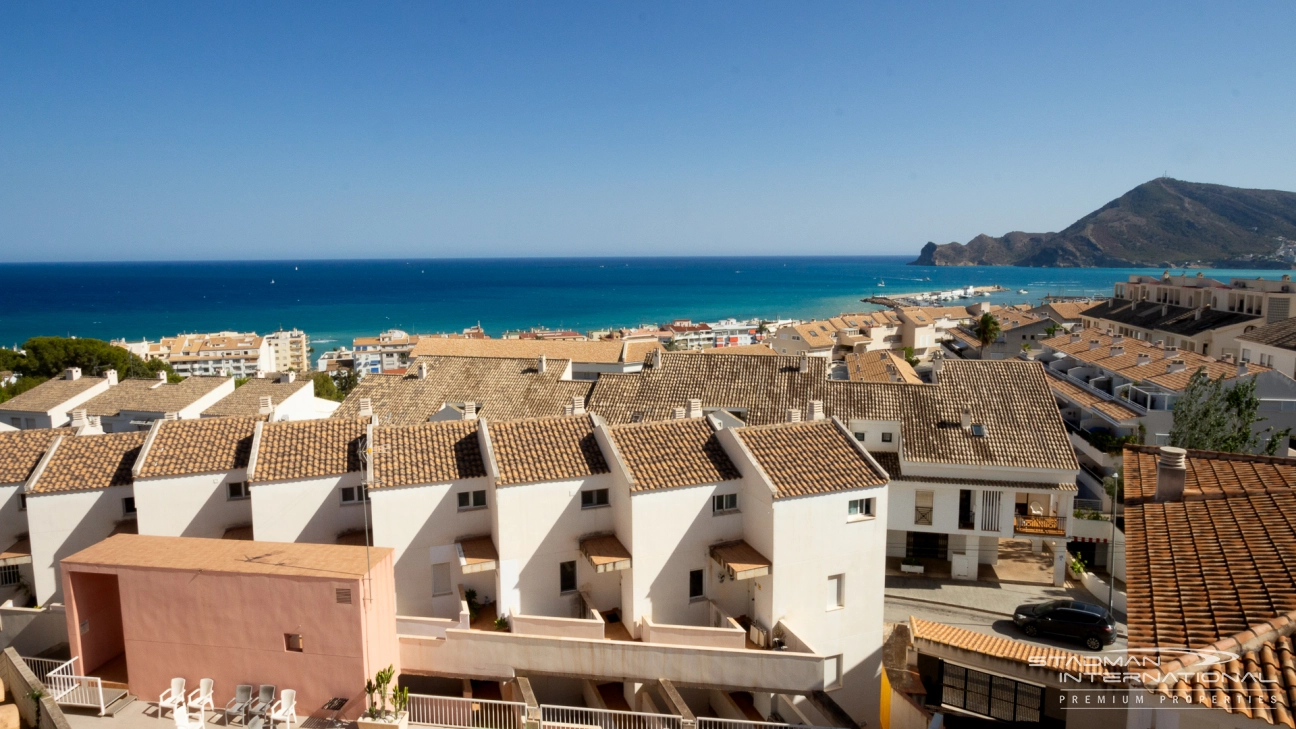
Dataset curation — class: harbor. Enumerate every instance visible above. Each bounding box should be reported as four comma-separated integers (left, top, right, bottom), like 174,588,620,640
862,284,1008,308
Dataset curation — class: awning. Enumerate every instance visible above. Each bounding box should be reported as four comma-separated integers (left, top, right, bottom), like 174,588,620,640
457,536,498,574
710,540,771,580
580,535,631,573
0,538,31,567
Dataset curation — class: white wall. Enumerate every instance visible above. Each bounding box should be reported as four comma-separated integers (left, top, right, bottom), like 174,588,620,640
272,381,322,421
250,472,367,545
27,484,134,603
134,469,252,538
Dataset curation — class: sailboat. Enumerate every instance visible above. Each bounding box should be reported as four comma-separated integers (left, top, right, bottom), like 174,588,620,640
878,280,886,288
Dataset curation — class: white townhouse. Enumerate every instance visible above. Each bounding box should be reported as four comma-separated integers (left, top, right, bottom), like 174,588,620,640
200,372,320,421
0,368,116,430
81,373,234,433
0,428,64,604
23,431,145,603
1236,315,1296,379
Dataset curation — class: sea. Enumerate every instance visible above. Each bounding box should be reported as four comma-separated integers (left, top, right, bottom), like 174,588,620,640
0,256,1288,350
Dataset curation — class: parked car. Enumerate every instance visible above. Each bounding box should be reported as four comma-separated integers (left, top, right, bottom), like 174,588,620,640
1012,599,1116,650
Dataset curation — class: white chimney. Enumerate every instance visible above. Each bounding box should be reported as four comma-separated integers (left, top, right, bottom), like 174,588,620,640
1110,346,1125,358
1136,354,1152,366
255,371,266,379
157,371,168,382
1237,361,1249,377
563,404,574,416
537,355,546,375
1153,339,1164,349
1221,353,1235,364
960,406,972,430
1111,335,1125,345
686,399,703,419
1163,346,1179,360
1194,309,1202,321
571,396,586,416
163,412,179,421
104,369,118,386
931,356,944,383
64,367,81,381
672,406,686,420
70,409,87,427
799,353,810,374
1166,359,1186,374
286,371,296,383
462,402,478,421
358,398,373,417
418,362,428,380
1069,333,1082,344
652,349,663,368
258,396,273,415
1088,340,1101,350
1154,446,1187,502
787,408,801,423
808,400,824,421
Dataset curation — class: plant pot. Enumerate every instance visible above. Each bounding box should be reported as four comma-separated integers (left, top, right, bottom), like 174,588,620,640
357,711,408,729
900,564,925,574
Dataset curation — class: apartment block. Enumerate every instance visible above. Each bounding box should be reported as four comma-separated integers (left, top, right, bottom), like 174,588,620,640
165,332,275,377
265,328,311,373
354,329,424,374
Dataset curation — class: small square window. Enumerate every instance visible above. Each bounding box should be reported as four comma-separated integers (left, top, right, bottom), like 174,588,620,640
0,564,19,587
712,493,738,513
458,490,487,510
340,486,369,504
227,482,249,500
853,432,865,442
881,432,893,443
559,561,577,594
580,489,609,509
848,498,875,519
122,497,137,517
688,569,705,600
284,633,304,652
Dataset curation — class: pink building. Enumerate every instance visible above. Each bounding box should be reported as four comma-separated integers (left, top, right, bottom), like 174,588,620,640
61,534,398,718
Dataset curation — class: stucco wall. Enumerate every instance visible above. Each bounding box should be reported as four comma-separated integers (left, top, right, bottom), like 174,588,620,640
135,470,252,539
28,485,134,603
251,473,367,545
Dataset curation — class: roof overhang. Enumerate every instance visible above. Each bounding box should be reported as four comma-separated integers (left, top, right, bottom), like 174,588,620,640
0,538,31,567
580,535,631,573
457,536,498,574
710,540,771,580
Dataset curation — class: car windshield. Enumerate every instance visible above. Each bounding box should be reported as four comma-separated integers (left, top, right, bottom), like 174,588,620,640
1032,600,1061,615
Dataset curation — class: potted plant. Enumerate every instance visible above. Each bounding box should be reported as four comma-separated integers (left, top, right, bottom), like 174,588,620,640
357,665,409,729
900,557,925,574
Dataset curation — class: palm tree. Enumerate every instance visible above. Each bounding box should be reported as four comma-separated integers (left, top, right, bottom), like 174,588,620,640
975,313,1001,349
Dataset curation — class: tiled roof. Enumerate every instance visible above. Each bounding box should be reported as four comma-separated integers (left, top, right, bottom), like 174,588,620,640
135,417,258,479
1041,328,1270,391
869,452,1075,491
201,378,312,417
409,338,659,364
700,344,779,356
909,617,1104,672
788,322,838,349
1033,301,1103,322
64,533,391,579
1081,298,1260,337
844,351,922,384
0,428,63,484
28,431,146,494
370,421,486,489
945,327,982,350
83,376,231,416
587,353,1077,472
251,418,367,482
333,356,594,425
0,376,107,413
1047,375,1142,423
1156,636,1296,728
735,420,887,498
1238,317,1296,352
488,415,609,486
607,418,740,492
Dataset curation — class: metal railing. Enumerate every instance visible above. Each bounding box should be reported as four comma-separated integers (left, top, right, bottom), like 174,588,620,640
20,656,66,684
23,656,109,715
541,705,682,729
1074,499,1103,512
406,694,526,729
699,719,837,729
1014,515,1067,536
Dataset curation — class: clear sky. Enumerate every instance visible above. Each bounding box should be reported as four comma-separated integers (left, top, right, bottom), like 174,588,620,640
2,2,1294,262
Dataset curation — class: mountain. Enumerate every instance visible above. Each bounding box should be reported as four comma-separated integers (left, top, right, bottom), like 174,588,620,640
910,178,1296,268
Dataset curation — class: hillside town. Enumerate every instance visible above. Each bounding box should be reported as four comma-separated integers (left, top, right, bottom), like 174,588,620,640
2,272,1296,729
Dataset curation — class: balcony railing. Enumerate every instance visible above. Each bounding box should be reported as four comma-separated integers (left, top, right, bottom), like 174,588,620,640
1014,515,1067,536
407,694,525,729
541,705,681,729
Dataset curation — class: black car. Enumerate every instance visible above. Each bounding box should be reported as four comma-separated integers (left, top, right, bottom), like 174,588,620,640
1012,599,1116,650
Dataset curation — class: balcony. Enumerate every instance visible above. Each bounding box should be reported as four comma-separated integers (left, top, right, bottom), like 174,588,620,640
1013,515,1067,537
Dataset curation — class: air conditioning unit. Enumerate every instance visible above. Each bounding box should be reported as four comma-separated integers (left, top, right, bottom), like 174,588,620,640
749,622,770,649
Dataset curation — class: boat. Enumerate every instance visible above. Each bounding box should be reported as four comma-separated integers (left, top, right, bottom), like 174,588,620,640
878,281,886,287
1017,289,1029,294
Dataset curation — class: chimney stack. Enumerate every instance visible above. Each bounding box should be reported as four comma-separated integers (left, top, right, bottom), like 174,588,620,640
537,355,546,375
1088,340,1101,351
418,362,428,380
1136,354,1152,366
71,409,87,427
1221,353,1235,365
1166,359,1186,374
358,398,373,417
652,349,663,369
931,355,944,383
64,367,81,381
255,371,266,379
787,408,801,423
1153,339,1164,349
1109,346,1125,358
808,400,825,421
1154,446,1187,502
960,406,972,430
672,406,686,420
571,396,586,416
1070,333,1082,344
686,399,703,419
283,371,296,383
799,353,810,374
1237,361,1249,377
157,371,168,382
258,396,273,415
1111,335,1125,345
1163,346,1179,360
163,412,179,421
1194,309,1202,321
462,402,478,421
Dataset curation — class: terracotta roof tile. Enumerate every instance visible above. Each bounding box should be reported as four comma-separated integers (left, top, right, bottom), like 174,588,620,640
1041,328,1270,392
371,421,486,488
844,351,923,384
700,344,779,356
1158,636,1296,728
1047,375,1142,423
736,420,887,498
28,431,145,494
252,418,367,482
83,376,232,416
870,452,1075,491
608,418,740,492
201,378,312,417
489,415,609,486
0,428,64,484
0,376,108,413
135,417,258,479
64,533,391,579
410,338,659,364
910,617,1104,673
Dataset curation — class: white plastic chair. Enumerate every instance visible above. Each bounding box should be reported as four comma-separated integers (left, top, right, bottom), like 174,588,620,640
160,678,187,722
268,689,296,729
173,705,203,729
188,678,215,713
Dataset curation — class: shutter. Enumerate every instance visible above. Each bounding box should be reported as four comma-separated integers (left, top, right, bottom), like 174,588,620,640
981,491,1002,532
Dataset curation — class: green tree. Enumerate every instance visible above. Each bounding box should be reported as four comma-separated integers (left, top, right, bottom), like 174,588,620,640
312,372,342,402
1044,323,1062,339
901,346,920,368
1169,368,1292,453
974,313,1001,349
333,368,360,398
13,337,179,381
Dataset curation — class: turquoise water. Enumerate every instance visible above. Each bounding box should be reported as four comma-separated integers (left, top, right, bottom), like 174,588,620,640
0,256,1286,348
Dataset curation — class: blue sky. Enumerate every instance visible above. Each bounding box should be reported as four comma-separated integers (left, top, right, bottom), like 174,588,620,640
2,2,1294,262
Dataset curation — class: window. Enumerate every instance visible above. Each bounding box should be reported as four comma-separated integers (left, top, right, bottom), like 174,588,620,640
559,561,577,594
0,565,19,587
432,562,452,596
457,490,487,510
284,633,304,652
8,418,18,428
881,432,893,443
122,497,137,517
688,569,705,600
827,574,844,609
853,432,865,441
580,489,609,509
340,485,369,504
848,498,875,520
227,482,249,500
712,493,738,513
18,494,25,511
